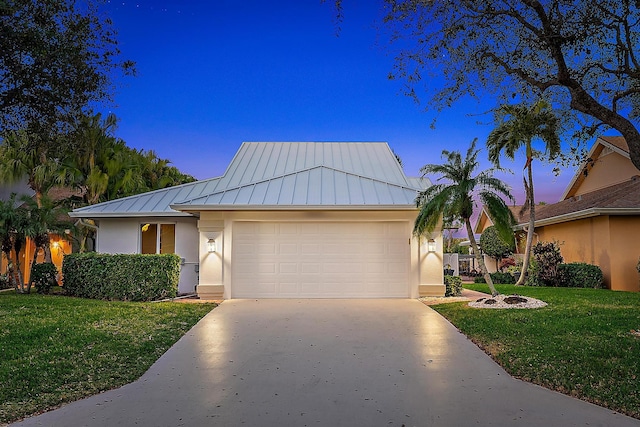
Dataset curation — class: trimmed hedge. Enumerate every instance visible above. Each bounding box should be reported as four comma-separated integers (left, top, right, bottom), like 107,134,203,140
444,275,462,297
473,272,517,284
557,262,604,289
63,253,181,301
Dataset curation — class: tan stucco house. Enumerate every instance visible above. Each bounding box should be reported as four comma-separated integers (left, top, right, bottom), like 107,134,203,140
476,136,640,292
70,142,445,299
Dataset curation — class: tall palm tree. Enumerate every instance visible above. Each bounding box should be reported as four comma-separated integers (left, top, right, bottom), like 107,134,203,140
414,139,515,296
487,100,561,286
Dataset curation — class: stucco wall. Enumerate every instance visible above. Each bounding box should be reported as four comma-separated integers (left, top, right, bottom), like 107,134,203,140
575,151,638,196
537,216,612,289
609,217,640,292
537,215,640,292
197,210,444,299
95,217,199,294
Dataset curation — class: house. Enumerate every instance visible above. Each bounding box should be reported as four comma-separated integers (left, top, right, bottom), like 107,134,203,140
475,136,640,292
70,142,444,299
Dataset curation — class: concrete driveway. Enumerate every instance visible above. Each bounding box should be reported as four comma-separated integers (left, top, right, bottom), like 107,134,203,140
11,299,640,427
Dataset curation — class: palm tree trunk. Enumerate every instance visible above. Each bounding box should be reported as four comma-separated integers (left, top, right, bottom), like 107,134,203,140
465,219,498,296
44,240,52,263
12,248,25,293
516,163,536,286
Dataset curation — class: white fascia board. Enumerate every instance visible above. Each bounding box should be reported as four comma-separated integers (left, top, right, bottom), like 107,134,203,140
68,211,194,218
170,203,418,212
514,207,640,229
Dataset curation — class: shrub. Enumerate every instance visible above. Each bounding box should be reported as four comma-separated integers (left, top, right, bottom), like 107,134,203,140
0,273,10,290
31,262,58,294
528,241,563,286
558,263,604,289
472,272,516,284
480,226,514,269
499,257,516,271
63,253,180,301
444,275,462,297
490,271,517,284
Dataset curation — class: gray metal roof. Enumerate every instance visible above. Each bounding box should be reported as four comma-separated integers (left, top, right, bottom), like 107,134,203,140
71,142,430,218
69,178,223,217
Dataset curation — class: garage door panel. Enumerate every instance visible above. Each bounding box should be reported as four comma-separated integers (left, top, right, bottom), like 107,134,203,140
232,221,409,298
301,244,320,254
279,263,298,274
279,243,298,254
278,282,299,294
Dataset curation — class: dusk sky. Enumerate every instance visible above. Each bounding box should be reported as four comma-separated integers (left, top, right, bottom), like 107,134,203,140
103,0,578,205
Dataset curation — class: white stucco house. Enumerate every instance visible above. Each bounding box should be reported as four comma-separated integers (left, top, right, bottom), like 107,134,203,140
69,142,445,299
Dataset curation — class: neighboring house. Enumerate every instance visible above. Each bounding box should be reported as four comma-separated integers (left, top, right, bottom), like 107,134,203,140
0,180,74,284
476,136,640,292
70,142,444,299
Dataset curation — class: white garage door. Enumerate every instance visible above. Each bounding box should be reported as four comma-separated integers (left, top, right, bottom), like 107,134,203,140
231,221,410,298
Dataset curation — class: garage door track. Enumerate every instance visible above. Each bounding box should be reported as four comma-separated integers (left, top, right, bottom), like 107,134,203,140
11,299,640,426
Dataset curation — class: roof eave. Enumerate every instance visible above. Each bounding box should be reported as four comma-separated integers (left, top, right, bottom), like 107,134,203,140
170,204,418,212
69,211,194,219
514,207,640,229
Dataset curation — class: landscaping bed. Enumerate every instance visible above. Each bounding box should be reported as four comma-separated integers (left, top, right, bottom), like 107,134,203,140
0,291,216,424
433,284,640,419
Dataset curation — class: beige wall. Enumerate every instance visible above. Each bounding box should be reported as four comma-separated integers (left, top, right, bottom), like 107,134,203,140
574,151,638,196
609,217,640,292
197,210,444,299
95,216,200,294
536,215,640,292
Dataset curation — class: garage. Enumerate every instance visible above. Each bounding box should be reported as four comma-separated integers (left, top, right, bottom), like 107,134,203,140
231,221,410,298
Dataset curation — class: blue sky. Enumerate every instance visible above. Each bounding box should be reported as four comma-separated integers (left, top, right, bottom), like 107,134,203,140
103,0,573,205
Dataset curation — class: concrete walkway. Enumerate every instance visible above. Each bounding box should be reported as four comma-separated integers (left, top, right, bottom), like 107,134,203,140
11,299,640,427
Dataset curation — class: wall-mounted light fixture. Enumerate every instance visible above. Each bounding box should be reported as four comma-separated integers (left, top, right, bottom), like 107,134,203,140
427,238,436,253
207,238,216,253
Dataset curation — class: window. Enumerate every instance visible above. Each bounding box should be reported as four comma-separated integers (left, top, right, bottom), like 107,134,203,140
141,223,175,254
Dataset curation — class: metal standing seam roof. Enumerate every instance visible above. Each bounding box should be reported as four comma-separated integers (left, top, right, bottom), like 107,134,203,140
70,142,431,218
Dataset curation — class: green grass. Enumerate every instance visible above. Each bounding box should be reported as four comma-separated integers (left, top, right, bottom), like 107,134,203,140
0,291,216,424
434,284,640,419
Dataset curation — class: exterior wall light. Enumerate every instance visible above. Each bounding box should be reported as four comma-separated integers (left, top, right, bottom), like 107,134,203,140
207,238,216,253
427,239,436,253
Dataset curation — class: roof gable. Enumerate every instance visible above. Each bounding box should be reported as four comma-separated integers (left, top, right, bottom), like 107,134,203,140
561,136,632,200
173,165,426,209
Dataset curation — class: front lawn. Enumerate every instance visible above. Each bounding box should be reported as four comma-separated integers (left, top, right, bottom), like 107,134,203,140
0,292,216,424
433,284,640,419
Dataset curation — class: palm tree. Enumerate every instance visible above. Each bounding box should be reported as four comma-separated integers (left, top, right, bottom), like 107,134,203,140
20,195,72,283
0,194,29,292
487,100,560,286
0,130,62,206
414,139,515,296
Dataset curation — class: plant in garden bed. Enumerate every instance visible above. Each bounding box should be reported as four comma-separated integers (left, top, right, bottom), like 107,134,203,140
31,262,59,294
444,275,462,297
